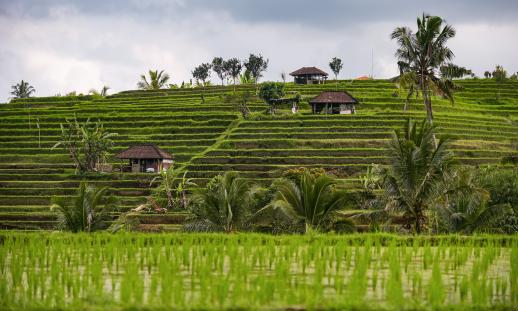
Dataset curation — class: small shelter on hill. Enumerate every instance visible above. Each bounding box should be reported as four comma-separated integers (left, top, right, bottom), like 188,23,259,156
290,67,328,84
115,144,173,173
310,91,358,114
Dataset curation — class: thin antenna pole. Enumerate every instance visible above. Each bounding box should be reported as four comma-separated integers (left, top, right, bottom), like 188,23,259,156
371,48,374,79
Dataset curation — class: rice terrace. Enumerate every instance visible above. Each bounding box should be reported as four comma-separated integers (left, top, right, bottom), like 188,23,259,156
1,1,518,310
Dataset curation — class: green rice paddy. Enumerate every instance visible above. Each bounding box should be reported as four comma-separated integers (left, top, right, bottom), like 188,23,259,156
1,233,517,310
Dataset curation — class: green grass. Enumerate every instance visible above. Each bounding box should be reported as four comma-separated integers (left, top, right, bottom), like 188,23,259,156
0,232,517,310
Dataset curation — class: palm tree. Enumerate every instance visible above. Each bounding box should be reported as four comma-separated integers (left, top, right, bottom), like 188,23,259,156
137,70,170,90
392,14,457,126
11,80,35,99
382,119,454,233
266,171,349,233
50,182,116,232
186,172,253,232
436,167,511,234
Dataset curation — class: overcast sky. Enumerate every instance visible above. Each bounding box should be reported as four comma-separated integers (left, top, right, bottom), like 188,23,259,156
1,0,517,102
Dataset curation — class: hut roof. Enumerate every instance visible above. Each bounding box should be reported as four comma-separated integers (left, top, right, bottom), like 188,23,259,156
115,144,173,160
290,67,328,76
310,91,358,104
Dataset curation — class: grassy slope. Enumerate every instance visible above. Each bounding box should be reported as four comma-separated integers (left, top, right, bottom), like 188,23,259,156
0,79,517,230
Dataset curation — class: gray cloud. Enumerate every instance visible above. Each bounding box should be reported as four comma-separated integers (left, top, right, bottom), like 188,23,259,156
0,0,517,101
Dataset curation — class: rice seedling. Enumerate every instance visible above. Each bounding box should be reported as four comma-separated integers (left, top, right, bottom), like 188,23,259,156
0,232,516,310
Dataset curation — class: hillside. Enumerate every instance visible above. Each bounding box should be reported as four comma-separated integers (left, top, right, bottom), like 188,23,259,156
0,79,517,230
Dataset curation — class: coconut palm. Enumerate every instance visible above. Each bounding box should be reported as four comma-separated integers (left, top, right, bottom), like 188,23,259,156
137,70,170,90
436,167,511,234
185,172,253,232
266,171,349,233
382,119,454,233
11,80,35,99
50,181,116,232
392,14,457,127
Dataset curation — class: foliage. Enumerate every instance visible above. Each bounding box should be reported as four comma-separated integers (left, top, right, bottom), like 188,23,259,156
436,167,511,234
484,71,492,78
88,85,110,97
263,170,350,233
186,172,254,232
492,65,508,100
212,57,226,85
239,69,254,84
392,14,458,127
477,166,518,233
150,166,197,210
329,57,343,80
223,58,242,91
10,80,35,99
137,69,170,90
381,119,454,233
52,117,117,173
50,181,116,232
244,53,268,85
192,63,212,103
258,82,285,114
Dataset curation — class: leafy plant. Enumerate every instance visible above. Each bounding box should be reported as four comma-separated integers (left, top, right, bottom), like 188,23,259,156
329,57,343,80
50,181,116,232
223,58,242,92
185,172,254,232
382,119,454,233
258,82,285,114
437,167,511,234
192,63,212,103
52,117,117,173
264,170,350,233
137,70,170,90
392,14,459,138
244,53,268,88
10,80,35,99
212,57,226,85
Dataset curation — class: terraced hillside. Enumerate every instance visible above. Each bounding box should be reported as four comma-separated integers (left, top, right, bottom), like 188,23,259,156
1,80,517,230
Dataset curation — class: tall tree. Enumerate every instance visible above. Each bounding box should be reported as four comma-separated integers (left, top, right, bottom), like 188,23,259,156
484,71,492,79
244,53,268,88
329,57,343,80
382,119,454,234
137,70,170,90
192,63,212,103
492,65,508,101
212,57,226,86
392,14,457,127
258,82,285,115
10,80,35,99
223,58,242,92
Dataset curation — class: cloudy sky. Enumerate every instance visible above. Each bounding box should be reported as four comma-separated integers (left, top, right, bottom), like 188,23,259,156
1,0,517,101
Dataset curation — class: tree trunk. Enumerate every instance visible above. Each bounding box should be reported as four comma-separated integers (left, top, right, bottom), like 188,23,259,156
421,78,437,147
181,190,187,209
166,190,174,209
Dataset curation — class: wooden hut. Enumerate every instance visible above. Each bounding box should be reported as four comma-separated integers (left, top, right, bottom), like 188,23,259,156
310,91,358,114
290,67,328,84
115,144,173,173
